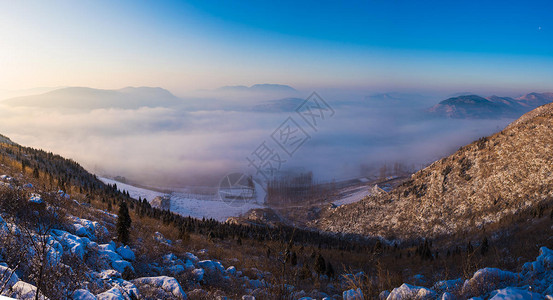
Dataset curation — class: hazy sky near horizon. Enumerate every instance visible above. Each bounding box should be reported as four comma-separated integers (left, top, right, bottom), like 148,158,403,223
1,0,553,95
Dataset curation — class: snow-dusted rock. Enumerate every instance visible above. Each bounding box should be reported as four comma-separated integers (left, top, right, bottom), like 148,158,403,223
11,281,46,300
94,222,109,238
154,232,172,245
185,252,199,263
45,236,64,265
0,265,19,291
441,292,455,300
433,278,463,294
73,289,97,300
163,253,178,263
489,287,543,299
96,287,125,300
51,229,87,260
98,242,126,268
184,259,195,270
343,288,364,300
167,264,185,275
387,283,436,300
227,266,237,276
379,290,391,300
198,260,225,274
461,268,518,296
192,268,205,281
87,241,99,251
29,193,43,204
214,261,225,273
74,224,90,238
98,269,122,280
522,247,553,274
112,260,134,274
90,270,131,299
99,241,117,252
99,249,121,263
116,245,135,261
132,276,187,299
198,260,216,272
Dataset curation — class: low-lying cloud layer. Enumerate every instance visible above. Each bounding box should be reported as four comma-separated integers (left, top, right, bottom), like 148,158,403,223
0,88,513,188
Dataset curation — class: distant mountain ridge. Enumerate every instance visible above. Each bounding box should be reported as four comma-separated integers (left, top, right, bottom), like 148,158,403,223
217,84,297,94
2,86,181,110
429,92,553,119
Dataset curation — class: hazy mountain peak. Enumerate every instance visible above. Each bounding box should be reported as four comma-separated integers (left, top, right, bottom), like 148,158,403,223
217,83,297,93
440,94,488,105
429,92,553,119
515,92,553,107
2,86,180,110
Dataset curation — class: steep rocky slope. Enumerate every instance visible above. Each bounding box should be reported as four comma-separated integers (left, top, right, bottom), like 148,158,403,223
315,102,553,239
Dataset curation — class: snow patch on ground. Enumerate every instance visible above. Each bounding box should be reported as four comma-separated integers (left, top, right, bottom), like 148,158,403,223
332,186,371,206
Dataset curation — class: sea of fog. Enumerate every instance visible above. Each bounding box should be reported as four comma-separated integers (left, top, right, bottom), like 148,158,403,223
0,89,513,189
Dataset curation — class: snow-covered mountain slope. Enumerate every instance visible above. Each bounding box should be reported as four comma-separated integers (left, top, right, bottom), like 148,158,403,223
316,101,553,239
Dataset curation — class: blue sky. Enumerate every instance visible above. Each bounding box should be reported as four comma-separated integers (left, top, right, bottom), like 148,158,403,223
1,0,552,94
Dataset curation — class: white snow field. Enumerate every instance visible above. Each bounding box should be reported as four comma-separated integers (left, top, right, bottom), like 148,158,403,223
100,178,263,222
99,177,165,202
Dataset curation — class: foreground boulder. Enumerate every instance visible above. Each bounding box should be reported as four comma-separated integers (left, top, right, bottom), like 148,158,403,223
386,284,436,300
132,276,187,299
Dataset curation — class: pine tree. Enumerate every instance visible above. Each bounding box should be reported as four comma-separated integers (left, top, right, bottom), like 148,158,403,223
299,263,311,280
314,253,326,276
117,201,132,245
467,241,474,253
290,251,297,266
480,237,489,256
32,167,40,178
325,261,335,278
